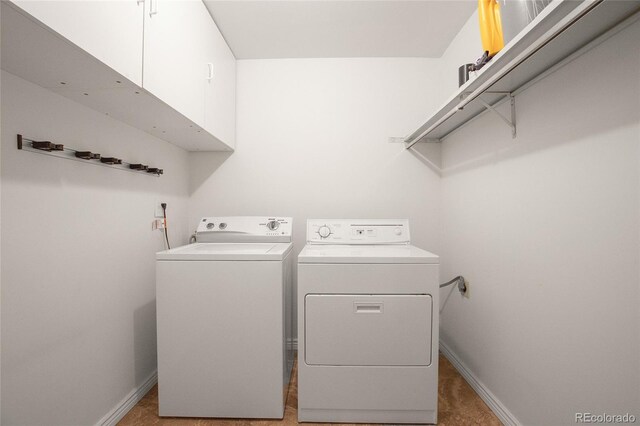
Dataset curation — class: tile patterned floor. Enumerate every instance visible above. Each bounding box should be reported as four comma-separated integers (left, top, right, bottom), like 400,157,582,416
118,354,501,426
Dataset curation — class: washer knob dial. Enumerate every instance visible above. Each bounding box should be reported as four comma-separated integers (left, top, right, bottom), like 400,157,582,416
206,222,215,230
266,220,279,231
318,225,331,238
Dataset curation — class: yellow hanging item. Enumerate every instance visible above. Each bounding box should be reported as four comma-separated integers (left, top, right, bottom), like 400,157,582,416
478,0,504,57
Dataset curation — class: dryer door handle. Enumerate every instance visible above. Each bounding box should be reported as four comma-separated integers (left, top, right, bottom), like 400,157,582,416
353,302,383,314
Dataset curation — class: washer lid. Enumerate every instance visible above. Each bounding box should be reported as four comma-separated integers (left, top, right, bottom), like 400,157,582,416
156,243,293,261
298,244,439,264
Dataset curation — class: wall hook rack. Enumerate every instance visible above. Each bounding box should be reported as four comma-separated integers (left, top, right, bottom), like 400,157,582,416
17,134,164,176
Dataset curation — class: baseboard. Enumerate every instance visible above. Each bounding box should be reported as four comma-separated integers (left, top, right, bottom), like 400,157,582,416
98,338,296,426
439,341,521,426
97,370,158,426
109,341,510,424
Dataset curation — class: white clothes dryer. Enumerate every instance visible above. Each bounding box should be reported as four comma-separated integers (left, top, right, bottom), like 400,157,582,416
297,219,439,424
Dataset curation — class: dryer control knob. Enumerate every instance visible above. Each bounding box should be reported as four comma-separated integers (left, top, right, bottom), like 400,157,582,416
318,225,331,238
394,227,402,236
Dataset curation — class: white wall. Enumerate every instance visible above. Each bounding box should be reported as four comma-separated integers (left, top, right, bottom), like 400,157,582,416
439,17,640,426
0,71,190,425
189,57,445,334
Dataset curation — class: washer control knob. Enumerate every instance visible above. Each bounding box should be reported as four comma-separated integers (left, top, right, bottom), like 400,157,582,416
394,227,402,236
219,223,227,230
206,222,215,230
266,220,279,231
318,225,331,238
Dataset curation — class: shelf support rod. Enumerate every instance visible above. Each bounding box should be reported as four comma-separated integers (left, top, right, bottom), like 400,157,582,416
477,94,517,138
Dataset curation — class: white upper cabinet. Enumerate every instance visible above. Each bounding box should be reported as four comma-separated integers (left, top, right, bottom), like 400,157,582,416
142,0,236,148
3,0,236,151
10,0,144,87
143,0,212,132
203,17,237,148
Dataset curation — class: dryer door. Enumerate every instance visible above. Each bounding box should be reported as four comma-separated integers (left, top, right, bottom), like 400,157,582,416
304,294,432,366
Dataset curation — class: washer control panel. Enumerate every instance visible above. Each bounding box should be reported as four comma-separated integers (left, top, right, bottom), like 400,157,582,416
307,219,410,245
196,217,292,243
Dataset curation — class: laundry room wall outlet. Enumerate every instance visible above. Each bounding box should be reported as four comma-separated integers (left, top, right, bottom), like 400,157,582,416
155,201,165,218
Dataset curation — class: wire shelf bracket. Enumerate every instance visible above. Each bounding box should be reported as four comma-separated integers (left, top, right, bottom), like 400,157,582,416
396,91,516,146
474,92,517,139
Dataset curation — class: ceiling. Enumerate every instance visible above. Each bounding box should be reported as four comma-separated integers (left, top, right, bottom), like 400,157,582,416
203,1,477,59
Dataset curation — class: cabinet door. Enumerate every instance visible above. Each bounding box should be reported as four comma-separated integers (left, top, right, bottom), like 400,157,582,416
305,294,433,366
204,21,236,148
143,0,212,129
10,0,144,86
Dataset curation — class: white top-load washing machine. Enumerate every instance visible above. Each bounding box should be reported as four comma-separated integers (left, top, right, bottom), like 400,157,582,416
297,219,440,424
156,217,294,419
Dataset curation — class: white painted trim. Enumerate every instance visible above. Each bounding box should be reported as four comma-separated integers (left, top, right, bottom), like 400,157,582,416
97,370,157,426
291,337,298,351
440,340,521,426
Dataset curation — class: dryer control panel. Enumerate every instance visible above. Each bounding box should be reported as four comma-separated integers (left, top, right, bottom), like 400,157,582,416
197,216,292,243
307,219,410,245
